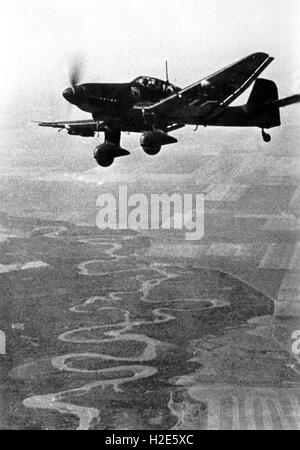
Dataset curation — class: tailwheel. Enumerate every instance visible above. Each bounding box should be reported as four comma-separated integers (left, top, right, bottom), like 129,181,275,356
262,129,271,143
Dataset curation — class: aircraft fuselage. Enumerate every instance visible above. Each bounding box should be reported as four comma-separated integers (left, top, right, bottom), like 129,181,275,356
63,76,180,123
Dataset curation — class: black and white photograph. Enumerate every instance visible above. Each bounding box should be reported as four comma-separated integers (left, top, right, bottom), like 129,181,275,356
0,0,299,433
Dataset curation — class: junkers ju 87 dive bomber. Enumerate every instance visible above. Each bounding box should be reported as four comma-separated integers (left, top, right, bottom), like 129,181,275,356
38,53,300,167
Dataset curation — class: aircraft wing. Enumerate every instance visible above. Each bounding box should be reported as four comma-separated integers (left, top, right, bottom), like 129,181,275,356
142,53,274,119
36,120,107,136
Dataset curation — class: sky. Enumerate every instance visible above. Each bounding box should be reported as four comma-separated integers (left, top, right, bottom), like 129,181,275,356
0,0,299,126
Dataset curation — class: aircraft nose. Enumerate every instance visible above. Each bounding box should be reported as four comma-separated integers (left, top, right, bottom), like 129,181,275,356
62,87,75,102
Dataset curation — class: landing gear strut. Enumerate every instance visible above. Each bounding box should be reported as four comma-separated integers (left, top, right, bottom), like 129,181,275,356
262,129,271,143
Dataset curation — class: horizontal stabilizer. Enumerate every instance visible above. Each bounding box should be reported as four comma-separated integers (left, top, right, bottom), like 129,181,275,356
276,94,300,108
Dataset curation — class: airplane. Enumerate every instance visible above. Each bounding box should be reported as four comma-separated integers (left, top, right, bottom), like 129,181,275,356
38,52,300,167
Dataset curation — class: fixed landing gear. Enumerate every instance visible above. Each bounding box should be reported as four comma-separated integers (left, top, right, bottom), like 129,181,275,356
262,129,271,143
94,128,130,167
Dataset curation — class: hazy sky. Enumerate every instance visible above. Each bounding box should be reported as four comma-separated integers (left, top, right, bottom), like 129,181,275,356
0,0,299,125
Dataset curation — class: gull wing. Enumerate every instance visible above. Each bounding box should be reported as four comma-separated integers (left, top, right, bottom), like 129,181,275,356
141,53,274,119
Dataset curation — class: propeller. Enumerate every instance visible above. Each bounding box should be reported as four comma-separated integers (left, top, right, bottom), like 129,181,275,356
63,54,84,116
69,57,83,90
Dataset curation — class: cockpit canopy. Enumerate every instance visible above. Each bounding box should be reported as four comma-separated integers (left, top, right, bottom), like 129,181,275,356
132,76,179,95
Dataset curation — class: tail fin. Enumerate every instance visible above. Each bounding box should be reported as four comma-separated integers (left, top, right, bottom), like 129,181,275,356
247,78,280,128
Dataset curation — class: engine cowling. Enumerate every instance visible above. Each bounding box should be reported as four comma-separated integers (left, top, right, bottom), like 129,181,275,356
94,142,130,167
140,130,177,155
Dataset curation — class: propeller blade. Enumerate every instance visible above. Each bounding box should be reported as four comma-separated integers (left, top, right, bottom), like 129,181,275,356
69,57,84,89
